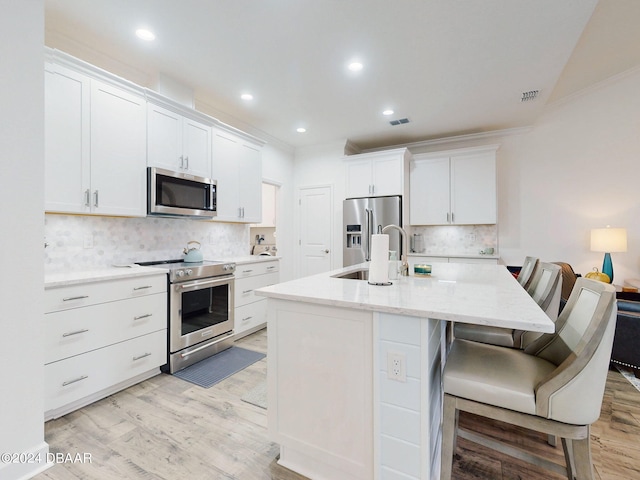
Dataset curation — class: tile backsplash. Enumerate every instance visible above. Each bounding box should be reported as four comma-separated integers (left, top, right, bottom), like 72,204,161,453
410,225,497,255
44,214,249,271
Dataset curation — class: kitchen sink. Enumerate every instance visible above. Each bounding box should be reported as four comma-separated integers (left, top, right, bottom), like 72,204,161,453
332,268,369,280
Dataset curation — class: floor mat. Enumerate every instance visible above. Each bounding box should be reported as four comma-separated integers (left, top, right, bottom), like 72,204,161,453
616,365,640,394
173,347,265,388
241,380,267,409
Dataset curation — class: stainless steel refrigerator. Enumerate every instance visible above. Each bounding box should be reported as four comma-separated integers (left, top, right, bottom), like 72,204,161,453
343,195,402,267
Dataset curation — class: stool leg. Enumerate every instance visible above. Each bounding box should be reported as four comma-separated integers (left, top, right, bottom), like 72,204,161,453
561,437,576,479
571,433,594,480
440,395,457,480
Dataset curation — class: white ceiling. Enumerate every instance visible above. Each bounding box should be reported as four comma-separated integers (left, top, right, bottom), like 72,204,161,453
44,0,607,150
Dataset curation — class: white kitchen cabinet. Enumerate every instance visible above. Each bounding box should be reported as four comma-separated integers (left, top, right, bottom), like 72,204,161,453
44,274,167,420
234,260,279,339
212,127,263,223
345,148,411,198
147,100,212,178
410,145,498,225
44,51,147,217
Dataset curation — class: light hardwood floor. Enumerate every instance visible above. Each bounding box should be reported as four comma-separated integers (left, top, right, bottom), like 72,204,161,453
36,328,640,480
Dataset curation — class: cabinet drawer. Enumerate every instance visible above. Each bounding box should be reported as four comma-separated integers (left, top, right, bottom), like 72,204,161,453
45,274,167,313
45,293,167,364
44,329,166,412
235,272,279,308
235,261,279,279
235,300,267,336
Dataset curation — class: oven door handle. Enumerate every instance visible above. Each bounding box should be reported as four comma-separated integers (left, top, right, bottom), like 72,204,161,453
178,276,233,291
180,331,235,358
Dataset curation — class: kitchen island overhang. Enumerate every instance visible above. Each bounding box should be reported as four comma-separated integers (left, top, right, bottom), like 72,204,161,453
256,263,554,480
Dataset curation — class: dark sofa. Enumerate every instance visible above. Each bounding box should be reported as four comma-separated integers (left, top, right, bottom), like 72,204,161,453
611,292,640,377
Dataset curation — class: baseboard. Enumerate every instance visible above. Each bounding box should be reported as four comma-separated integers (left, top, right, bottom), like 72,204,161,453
0,441,50,480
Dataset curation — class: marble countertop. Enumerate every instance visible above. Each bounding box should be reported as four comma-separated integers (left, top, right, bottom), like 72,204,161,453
408,252,500,260
45,265,169,288
255,262,553,333
211,255,280,265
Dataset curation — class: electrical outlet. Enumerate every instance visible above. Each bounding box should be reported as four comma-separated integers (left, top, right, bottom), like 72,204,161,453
386,351,407,382
83,234,94,249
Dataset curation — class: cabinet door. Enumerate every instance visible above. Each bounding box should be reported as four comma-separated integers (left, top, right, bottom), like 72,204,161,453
450,152,496,224
410,157,450,225
44,64,90,214
371,156,402,196
212,130,241,221
183,118,212,178
238,142,262,222
90,80,146,216
256,183,277,227
345,159,372,198
147,102,183,171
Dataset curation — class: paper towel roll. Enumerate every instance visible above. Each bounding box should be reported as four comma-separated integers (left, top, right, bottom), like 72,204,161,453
369,234,390,284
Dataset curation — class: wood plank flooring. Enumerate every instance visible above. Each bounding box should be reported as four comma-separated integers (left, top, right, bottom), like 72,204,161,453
36,328,640,480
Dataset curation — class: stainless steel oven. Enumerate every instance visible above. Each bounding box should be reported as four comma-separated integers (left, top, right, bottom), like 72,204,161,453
137,259,235,373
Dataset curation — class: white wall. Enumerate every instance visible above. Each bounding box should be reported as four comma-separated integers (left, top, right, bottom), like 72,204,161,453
0,1,49,479
261,143,295,281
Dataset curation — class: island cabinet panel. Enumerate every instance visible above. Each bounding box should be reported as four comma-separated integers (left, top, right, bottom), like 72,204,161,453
377,313,446,480
234,259,279,339
267,300,373,480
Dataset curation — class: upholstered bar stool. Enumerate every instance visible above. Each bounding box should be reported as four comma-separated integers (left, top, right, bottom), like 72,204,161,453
440,278,617,480
517,256,539,289
454,262,562,348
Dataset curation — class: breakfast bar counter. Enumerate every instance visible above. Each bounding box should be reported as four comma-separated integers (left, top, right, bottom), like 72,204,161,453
256,262,554,480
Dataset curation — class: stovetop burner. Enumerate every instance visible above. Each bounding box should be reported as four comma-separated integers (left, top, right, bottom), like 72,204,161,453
136,259,235,283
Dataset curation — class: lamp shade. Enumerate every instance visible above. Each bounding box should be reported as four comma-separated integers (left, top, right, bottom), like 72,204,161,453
590,227,627,253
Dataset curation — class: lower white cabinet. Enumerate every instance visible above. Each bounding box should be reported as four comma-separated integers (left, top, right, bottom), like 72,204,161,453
44,273,167,420
234,260,280,339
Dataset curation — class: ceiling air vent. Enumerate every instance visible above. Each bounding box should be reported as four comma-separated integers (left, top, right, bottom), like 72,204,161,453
389,118,410,126
521,90,539,102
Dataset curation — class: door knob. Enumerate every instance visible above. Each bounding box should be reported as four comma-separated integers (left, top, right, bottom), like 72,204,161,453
324,249,330,253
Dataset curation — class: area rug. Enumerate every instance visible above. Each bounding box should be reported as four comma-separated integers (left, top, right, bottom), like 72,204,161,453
241,380,267,409
616,365,640,394
173,347,265,388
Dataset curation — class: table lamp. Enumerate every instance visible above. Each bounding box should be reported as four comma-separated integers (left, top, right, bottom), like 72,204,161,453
590,227,627,283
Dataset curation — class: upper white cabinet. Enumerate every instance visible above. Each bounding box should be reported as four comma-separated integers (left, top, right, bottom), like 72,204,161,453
254,183,277,227
45,51,147,217
147,98,212,179
345,148,411,198
410,145,498,225
212,127,264,223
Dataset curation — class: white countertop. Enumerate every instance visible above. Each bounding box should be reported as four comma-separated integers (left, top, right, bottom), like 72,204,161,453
211,255,280,265
256,262,554,333
45,265,169,288
408,252,500,260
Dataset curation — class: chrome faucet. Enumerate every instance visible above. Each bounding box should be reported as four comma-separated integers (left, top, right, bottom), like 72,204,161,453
382,224,409,276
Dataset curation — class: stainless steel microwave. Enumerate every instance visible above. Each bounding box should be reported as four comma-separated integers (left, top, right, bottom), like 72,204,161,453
147,167,217,218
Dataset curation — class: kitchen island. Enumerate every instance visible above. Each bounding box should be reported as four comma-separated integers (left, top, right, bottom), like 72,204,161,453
255,262,554,480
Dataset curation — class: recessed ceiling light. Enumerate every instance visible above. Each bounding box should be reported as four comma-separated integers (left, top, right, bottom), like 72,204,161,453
383,109,394,116
296,127,307,133
241,93,253,101
135,28,156,41
348,62,363,72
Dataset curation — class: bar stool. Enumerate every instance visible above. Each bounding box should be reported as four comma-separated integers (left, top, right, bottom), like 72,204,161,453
517,256,539,289
453,262,562,348
440,278,617,480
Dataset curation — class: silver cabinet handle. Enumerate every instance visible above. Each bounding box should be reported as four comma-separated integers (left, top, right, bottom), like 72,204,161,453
266,266,276,270
62,328,89,338
242,316,253,322
133,352,152,361
242,289,253,294
451,212,455,223
238,207,242,218
84,189,90,207
446,212,450,223
179,155,184,169
242,269,253,274
133,285,153,291
63,295,89,302
93,190,99,208
133,314,152,320
62,375,88,387
185,156,189,170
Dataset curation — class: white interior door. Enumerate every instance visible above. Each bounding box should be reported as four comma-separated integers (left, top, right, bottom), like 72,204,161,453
299,186,333,278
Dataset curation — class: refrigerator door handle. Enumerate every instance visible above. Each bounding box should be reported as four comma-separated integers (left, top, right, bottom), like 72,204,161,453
364,208,371,261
